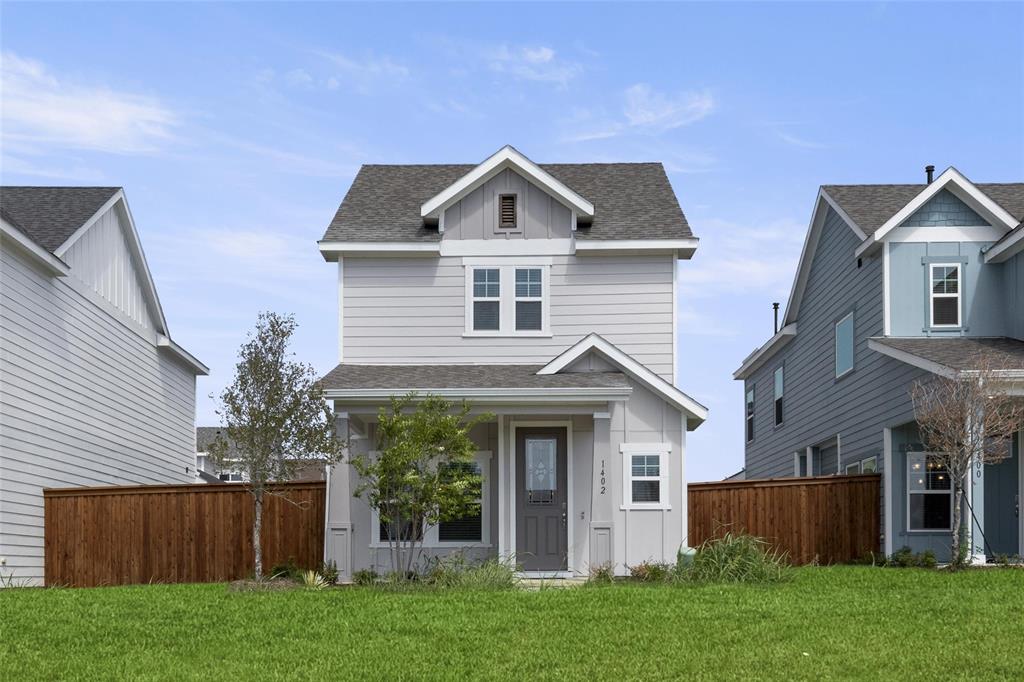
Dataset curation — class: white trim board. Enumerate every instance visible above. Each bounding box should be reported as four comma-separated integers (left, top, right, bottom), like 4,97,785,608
537,333,708,426
733,323,797,380
575,238,698,259
1,218,70,277
420,145,594,221
984,226,1024,263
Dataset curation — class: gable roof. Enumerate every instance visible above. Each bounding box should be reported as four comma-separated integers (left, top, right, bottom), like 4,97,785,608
320,159,693,243
0,186,121,252
821,181,1024,237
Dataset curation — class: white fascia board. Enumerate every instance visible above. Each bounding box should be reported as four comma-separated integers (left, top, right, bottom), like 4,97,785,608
52,189,124,257
855,167,1018,259
420,145,595,220
157,334,210,375
1,219,70,277
732,323,798,380
318,241,441,261
575,238,699,259
537,333,708,425
867,338,957,379
323,387,632,403
984,226,1024,263
440,238,573,257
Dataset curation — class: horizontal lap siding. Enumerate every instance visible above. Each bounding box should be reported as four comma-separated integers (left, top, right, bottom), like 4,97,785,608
688,475,881,564
0,247,196,584
44,483,325,587
744,209,926,479
343,254,675,380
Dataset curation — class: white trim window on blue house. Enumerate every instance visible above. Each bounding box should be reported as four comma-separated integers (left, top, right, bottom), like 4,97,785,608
929,264,960,328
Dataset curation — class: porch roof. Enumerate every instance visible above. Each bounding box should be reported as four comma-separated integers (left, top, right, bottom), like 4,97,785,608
320,363,631,394
869,336,1024,376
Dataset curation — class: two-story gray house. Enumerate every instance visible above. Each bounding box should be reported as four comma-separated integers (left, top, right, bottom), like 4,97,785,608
734,167,1024,562
318,146,707,579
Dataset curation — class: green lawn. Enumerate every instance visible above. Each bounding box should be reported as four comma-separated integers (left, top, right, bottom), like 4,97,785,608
2,567,1022,680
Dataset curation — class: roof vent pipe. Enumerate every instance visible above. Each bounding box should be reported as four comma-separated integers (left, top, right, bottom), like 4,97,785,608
772,302,780,334
925,165,935,183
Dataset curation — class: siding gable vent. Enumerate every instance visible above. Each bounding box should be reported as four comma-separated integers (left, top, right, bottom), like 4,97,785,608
499,194,517,228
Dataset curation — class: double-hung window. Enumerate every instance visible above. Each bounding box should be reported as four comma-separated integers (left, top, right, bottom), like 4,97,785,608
471,268,500,331
514,268,543,331
773,366,784,426
438,460,483,543
906,453,952,531
745,387,755,442
621,443,671,510
466,265,549,335
929,264,961,328
835,312,854,378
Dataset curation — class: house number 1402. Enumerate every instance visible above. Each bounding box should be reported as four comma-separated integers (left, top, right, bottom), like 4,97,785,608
600,460,606,494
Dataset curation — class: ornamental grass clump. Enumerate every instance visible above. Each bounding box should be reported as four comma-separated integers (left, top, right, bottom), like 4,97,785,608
678,532,791,584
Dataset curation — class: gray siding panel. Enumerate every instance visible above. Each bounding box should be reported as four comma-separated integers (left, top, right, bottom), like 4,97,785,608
1005,251,1024,340
743,208,928,479
343,254,675,381
442,168,572,241
0,247,196,584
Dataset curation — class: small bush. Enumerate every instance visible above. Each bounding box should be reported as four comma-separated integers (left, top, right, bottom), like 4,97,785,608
299,570,329,591
885,547,937,569
320,560,339,584
422,555,518,590
677,532,790,584
269,560,301,580
629,561,671,583
352,569,379,586
588,562,615,584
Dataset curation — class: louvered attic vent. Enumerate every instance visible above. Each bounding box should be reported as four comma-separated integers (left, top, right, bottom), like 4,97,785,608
499,194,517,228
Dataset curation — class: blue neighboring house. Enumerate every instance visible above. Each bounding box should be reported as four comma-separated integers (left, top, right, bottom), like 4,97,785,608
733,166,1024,562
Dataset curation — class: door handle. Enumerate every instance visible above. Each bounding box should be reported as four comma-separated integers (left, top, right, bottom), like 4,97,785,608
562,502,567,526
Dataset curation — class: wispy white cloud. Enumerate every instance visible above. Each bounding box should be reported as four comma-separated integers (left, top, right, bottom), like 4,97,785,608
484,44,581,86
284,68,314,88
0,51,179,154
563,84,715,142
315,50,409,92
776,130,827,149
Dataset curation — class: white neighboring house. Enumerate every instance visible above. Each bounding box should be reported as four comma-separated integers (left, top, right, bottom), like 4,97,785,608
319,146,708,580
0,186,207,585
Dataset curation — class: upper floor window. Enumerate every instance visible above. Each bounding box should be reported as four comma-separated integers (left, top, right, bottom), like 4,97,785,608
465,265,549,336
929,264,960,328
835,312,854,378
745,387,755,442
472,268,500,331
773,366,784,426
499,194,517,228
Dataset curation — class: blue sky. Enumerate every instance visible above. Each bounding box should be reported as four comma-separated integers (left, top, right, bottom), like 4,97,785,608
2,2,1022,481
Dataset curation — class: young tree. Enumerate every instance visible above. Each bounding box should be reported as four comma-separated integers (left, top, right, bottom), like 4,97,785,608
911,354,1024,568
210,312,343,580
352,394,492,578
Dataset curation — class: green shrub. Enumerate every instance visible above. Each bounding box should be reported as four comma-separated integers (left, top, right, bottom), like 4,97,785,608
587,562,615,584
917,549,937,569
885,547,937,569
677,532,790,584
299,570,330,591
421,554,518,590
629,561,671,582
320,560,339,584
352,569,379,586
269,560,301,580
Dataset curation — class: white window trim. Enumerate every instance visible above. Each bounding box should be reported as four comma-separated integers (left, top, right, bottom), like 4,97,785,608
928,263,961,329
463,265,551,337
860,456,878,473
905,452,954,533
845,462,861,475
835,312,855,378
468,267,501,333
745,387,755,443
773,366,784,427
619,442,672,511
369,451,493,548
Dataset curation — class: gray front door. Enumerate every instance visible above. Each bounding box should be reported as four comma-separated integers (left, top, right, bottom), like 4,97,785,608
984,432,1020,557
516,427,567,571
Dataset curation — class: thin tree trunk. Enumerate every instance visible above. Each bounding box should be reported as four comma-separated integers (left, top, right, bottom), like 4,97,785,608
951,484,963,570
254,487,264,580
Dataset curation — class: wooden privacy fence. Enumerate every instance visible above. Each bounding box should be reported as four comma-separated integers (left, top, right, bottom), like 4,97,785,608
688,474,881,564
44,481,325,587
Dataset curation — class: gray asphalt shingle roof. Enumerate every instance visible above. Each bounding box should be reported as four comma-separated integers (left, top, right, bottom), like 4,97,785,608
0,186,120,252
821,183,1024,236
320,364,630,390
872,336,1024,372
320,162,692,242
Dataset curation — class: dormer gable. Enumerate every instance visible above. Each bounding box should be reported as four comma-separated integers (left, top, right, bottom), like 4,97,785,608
898,188,991,228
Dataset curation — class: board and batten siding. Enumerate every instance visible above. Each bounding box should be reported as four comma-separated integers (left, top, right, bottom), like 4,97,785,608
743,207,927,479
442,168,572,241
342,254,675,381
0,243,196,585
1004,251,1024,340
60,202,156,331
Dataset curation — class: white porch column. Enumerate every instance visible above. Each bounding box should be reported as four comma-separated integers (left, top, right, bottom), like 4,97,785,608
969,451,986,564
589,411,614,570
325,409,354,581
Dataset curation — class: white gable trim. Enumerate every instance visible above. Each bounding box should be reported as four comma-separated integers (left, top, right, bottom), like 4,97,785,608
984,226,1024,263
854,167,1018,258
54,190,170,336
420,145,595,220
537,333,708,426
575,238,699,259
1,218,70,277
732,323,797,380
157,334,210,375
781,191,832,327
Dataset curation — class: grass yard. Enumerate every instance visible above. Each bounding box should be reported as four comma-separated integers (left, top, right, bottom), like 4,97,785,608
2,566,1022,680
